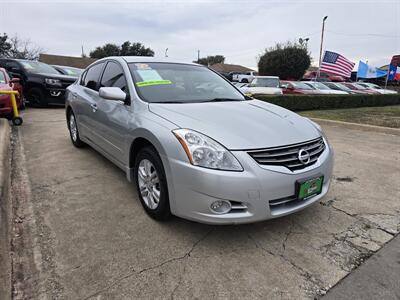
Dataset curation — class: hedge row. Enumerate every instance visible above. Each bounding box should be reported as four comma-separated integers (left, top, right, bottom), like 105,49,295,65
254,94,400,111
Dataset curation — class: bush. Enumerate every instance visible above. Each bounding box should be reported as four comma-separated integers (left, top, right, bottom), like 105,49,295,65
254,94,400,111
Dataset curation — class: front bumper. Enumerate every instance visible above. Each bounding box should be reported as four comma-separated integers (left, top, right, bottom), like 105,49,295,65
167,141,334,224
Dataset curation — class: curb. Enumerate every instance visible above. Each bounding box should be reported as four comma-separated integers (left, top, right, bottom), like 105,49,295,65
311,118,400,136
0,119,11,300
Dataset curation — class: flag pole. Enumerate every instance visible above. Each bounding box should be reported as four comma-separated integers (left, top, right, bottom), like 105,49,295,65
384,64,390,91
317,16,328,80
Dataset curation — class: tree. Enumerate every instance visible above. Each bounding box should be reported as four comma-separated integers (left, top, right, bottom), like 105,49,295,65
196,55,225,66
258,42,311,80
89,41,154,59
0,33,11,57
0,33,43,60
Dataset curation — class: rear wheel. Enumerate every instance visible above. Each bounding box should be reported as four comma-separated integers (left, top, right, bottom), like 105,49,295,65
67,111,85,148
240,79,249,83
134,147,171,221
27,88,47,107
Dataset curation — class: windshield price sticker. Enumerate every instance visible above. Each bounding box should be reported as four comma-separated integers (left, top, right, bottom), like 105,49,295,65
136,80,172,87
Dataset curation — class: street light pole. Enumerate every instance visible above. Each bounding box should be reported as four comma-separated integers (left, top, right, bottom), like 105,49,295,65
317,16,328,79
165,48,168,58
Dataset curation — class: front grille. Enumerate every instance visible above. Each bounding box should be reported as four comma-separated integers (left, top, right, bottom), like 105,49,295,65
248,137,325,171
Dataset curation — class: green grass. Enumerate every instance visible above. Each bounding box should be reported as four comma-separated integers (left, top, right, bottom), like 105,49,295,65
299,105,400,128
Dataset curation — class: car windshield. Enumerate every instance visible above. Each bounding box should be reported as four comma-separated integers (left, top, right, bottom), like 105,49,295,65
310,82,330,90
291,81,314,90
0,71,5,84
20,61,59,75
58,66,83,76
251,78,280,88
128,63,245,103
335,83,352,91
352,83,368,90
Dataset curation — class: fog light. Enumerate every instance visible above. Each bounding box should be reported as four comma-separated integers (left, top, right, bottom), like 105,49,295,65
210,200,231,214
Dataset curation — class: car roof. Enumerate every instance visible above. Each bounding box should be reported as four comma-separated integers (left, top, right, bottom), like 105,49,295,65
94,56,200,66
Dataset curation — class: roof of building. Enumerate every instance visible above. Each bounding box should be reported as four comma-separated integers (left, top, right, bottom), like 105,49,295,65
209,63,254,73
39,53,97,69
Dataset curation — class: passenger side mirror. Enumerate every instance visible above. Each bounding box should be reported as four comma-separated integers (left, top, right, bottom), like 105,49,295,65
99,87,127,102
280,84,288,89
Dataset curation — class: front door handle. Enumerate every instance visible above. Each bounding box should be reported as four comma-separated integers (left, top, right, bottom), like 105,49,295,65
91,103,98,112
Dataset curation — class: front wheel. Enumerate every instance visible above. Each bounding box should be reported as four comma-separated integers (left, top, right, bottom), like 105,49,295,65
67,111,85,148
134,147,171,221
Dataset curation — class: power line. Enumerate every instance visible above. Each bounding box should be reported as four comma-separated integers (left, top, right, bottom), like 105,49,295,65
326,30,398,38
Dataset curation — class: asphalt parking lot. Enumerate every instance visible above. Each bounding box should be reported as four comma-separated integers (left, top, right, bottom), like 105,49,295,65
10,107,400,299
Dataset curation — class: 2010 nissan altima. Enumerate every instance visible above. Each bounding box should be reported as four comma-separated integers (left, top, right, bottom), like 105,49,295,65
65,57,333,224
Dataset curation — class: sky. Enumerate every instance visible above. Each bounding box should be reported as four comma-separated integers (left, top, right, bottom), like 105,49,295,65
1,0,399,70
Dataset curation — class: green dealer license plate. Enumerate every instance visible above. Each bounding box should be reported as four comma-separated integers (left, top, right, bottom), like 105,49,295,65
297,176,323,200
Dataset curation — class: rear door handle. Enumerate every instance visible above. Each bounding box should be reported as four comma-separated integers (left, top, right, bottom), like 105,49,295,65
91,103,98,112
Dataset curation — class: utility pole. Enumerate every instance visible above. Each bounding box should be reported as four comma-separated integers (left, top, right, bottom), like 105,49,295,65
165,48,168,58
197,50,200,63
317,16,328,79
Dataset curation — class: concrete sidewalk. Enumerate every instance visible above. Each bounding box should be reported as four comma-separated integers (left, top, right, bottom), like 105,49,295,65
324,234,400,300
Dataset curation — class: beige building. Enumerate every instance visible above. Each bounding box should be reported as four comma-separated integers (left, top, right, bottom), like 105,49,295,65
39,53,96,69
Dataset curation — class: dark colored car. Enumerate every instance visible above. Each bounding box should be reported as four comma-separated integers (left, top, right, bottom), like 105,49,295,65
0,58,77,106
280,81,321,95
52,65,83,77
0,67,24,117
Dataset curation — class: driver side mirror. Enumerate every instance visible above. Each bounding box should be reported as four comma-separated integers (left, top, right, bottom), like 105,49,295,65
99,87,127,102
280,83,288,89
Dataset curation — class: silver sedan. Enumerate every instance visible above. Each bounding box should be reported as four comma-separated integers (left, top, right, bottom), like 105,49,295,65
65,57,333,224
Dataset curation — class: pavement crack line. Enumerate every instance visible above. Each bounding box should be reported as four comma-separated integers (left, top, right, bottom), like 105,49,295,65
247,233,325,297
82,228,214,300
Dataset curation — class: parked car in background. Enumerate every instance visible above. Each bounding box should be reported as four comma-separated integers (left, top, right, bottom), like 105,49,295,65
52,65,83,78
280,81,321,95
304,81,348,95
233,71,257,83
323,82,360,94
0,58,77,106
241,76,282,95
357,82,398,94
66,57,333,224
303,70,345,82
0,67,25,118
341,82,380,95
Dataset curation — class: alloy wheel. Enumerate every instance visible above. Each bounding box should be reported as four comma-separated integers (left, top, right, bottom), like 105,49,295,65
137,159,161,209
69,114,78,142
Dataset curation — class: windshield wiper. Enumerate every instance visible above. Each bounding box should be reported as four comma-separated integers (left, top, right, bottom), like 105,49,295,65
205,98,245,102
151,100,185,104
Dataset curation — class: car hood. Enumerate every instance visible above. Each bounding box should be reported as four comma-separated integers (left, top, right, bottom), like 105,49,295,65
34,72,77,81
316,90,348,95
149,99,320,149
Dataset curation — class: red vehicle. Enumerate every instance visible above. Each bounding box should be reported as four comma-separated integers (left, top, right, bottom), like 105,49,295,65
303,71,345,82
0,68,24,118
341,82,380,95
280,81,321,95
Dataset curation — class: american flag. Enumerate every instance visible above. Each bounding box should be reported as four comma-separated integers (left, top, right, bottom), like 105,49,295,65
320,51,355,78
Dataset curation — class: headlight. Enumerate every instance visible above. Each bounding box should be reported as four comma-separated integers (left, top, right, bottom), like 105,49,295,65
173,129,243,171
45,78,62,86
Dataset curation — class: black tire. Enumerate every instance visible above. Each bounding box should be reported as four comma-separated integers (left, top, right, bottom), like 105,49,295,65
134,146,171,221
27,87,47,107
67,110,85,148
12,117,23,126
240,79,249,83
19,98,26,110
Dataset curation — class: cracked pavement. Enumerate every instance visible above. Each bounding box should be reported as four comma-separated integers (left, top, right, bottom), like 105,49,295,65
10,108,400,299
